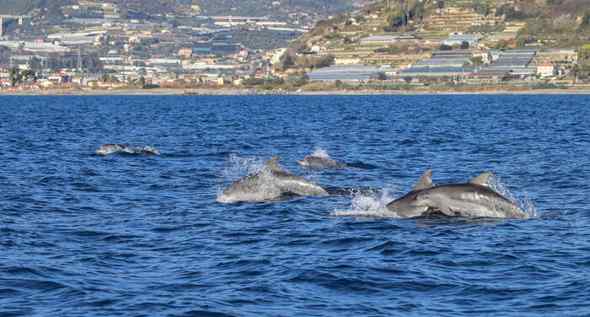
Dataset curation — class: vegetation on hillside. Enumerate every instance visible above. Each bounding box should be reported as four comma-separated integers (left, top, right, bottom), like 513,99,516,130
383,0,427,31
288,0,590,53
577,44,590,79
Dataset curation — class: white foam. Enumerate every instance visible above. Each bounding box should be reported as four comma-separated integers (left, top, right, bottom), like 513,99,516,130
519,194,538,218
221,154,265,179
311,147,331,159
217,154,266,201
331,187,401,218
489,175,537,218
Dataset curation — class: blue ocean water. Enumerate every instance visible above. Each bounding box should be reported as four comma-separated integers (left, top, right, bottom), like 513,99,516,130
0,95,589,316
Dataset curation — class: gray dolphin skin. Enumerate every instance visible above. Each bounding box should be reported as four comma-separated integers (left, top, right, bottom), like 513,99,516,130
96,144,160,156
217,157,329,203
298,155,347,169
386,170,529,219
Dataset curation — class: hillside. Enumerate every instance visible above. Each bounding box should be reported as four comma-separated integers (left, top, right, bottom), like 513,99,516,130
0,0,354,18
0,0,36,15
281,0,590,65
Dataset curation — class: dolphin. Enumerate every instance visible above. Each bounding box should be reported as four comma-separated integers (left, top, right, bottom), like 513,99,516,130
298,155,348,169
386,170,529,219
217,157,329,203
96,144,160,156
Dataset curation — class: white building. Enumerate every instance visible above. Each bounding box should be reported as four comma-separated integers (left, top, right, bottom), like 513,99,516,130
537,63,556,78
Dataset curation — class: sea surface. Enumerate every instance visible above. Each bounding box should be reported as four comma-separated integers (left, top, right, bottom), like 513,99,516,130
0,95,589,316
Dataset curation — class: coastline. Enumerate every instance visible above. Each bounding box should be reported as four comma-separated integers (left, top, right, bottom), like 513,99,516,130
2,87,590,96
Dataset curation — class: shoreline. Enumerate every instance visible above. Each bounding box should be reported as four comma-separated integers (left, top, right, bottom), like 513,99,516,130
2,87,590,96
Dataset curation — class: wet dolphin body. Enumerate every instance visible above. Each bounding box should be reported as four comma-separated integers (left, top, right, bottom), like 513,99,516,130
386,170,529,219
217,157,329,203
298,155,347,169
96,144,160,156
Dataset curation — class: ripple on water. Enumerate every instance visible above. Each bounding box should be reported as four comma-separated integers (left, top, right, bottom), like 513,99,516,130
1,95,590,316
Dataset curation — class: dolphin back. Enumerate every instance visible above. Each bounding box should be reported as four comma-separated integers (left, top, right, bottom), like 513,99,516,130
218,159,328,203
414,184,528,219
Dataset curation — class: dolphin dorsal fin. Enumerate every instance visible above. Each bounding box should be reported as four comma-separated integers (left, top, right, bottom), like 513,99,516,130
265,156,283,172
470,172,493,187
413,169,433,191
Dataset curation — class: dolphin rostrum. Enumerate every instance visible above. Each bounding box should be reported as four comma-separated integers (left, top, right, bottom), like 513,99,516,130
217,157,329,203
96,144,160,156
386,170,529,219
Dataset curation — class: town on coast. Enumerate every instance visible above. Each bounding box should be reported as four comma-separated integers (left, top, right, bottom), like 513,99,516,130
0,0,589,94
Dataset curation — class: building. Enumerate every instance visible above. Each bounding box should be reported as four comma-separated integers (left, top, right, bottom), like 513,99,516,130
442,33,481,47
400,50,474,79
537,63,556,78
400,66,475,78
179,48,193,59
478,48,538,80
359,34,416,46
307,65,385,82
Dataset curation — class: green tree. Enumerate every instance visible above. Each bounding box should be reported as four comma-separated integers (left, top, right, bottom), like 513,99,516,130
21,69,36,82
386,8,406,29
28,57,43,72
138,76,146,88
470,56,484,66
286,74,308,87
295,55,335,69
9,67,22,87
278,52,295,70
579,44,590,61
577,45,590,80
371,72,388,81
580,11,590,30
472,0,490,16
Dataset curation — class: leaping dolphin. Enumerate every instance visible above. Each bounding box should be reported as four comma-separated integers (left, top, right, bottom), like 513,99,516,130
217,157,329,204
96,144,160,156
386,170,529,219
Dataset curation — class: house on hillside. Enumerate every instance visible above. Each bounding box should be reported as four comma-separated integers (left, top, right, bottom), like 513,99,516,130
443,33,481,47
537,63,556,78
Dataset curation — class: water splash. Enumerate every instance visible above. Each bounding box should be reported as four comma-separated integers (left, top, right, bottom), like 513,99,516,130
489,175,538,218
221,154,265,180
520,194,538,218
216,154,266,201
216,155,290,203
332,187,400,218
311,147,331,159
